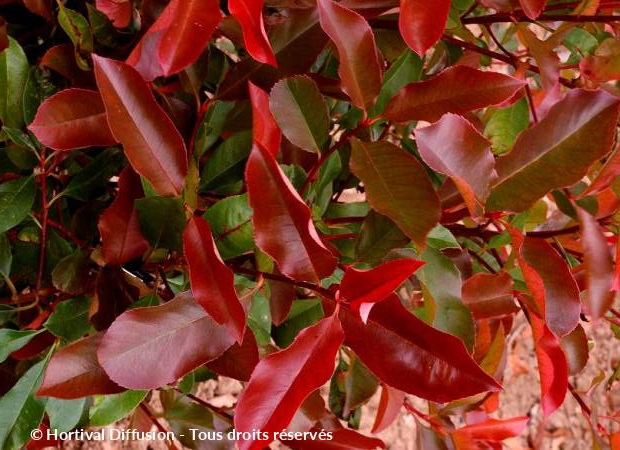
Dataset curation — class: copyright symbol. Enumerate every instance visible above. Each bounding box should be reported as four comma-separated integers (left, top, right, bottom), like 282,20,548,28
30,429,43,440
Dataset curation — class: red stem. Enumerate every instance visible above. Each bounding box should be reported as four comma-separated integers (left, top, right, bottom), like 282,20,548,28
139,403,179,450
36,158,48,296
232,266,335,300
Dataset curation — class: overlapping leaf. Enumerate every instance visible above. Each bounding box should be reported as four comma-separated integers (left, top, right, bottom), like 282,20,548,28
384,66,526,123
96,0,132,28
249,82,281,156
93,55,188,197
462,271,519,319
245,143,337,282
399,0,450,56
229,0,277,67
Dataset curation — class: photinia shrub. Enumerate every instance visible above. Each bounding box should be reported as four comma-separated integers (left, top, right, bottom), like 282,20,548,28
0,0,620,448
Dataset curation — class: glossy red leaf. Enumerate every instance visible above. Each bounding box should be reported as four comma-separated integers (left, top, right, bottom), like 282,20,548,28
183,215,246,343
339,258,423,309
249,82,281,156
337,295,502,403
511,229,580,338
577,207,616,321
98,168,149,266
349,139,440,248
158,0,221,76
93,55,188,197
452,417,529,441
462,271,519,319
384,66,526,123
37,334,124,399
317,0,382,113
290,428,386,449
519,0,547,19
415,113,497,216
229,0,277,67
529,310,568,417
28,89,118,151
399,0,450,56
96,0,132,28
245,143,337,282
206,328,259,382
487,89,620,212
372,384,405,434
98,293,236,389
234,310,344,450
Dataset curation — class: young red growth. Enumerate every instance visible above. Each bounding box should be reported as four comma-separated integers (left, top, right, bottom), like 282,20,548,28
249,82,281,156
28,89,118,151
372,385,405,434
462,271,519,319
399,0,450,56
183,215,246,343
234,310,344,450
520,0,548,19
98,168,149,266
229,0,277,67
92,55,188,197
245,143,337,282
96,0,132,28
317,0,382,113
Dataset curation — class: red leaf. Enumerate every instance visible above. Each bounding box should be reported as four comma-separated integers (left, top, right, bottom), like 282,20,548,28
98,293,236,389
452,417,529,441
93,55,188,197
415,113,497,216
23,0,53,21
98,168,149,266
37,334,124,399
157,0,221,76
372,384,405,434
183,215,246,343
399,0,450,56
384,65,526,123
249,82,281,156
206,328,259,382
28,89,118,151
229,0,277,67
510,228,580,337
462,271,519,319
577,207,615,320
528,310,568,417
96,0,132,28
519,0,547,19
245,143,337,282
337,295,502,403
289,428,386,449
339,258,423,309
234,310,344,450
317,0,382,113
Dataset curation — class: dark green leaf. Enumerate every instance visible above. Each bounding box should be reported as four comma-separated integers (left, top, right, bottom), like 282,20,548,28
44,297,92,342
135,196,186,251
0,176,36,234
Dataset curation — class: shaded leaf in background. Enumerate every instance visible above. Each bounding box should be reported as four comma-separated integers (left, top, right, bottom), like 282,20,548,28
93,55,188,197
577,207,616,320
561,324,589,375
416,113,497,216
399,0,450,56
484,98,530,155
135,196,186,251
98,167,150,266
96,0,132,28
28,89,117,151
385,66,526,123
0,176,36,234
0,37,29,129
350,139,440,248
183,216,246,343
229,0,277,66
206,328,259,382
338,295,501,403
0,329,41,363
46,398,87,433
234,310,344,450
51,250,91,295
97,293,236,389
44,297,92,342
203,194,254,260
90,266,138,331
37,334,124,399
488,89,620,212
246,143,337,282
355,211,409,264
462,271,519,319
317,0,382,112
269,76,330,153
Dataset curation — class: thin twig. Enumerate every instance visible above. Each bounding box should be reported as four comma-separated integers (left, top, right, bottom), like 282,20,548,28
139,403,179,450
232,266,335,300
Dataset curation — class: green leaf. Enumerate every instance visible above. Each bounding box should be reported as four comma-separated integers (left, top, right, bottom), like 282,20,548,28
46,397,88,433
3,127,39,152
0,232,12,278
135,196,186,251
484,98,529,155
64,149,125,201
0,329,42,363
427,225,460,250
204,194,254,259
44,297,92,342
355,211,409,264
269,76,330,153
86,3,118,48
51,250,91,295
272,299,323,348
89,390,147,427
57,3,93,70
248,290,271,346
0,37,29,130
0,354,50,449
201,130,252,192
371,49,422,115
0,176,36,234
195,101,236,157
